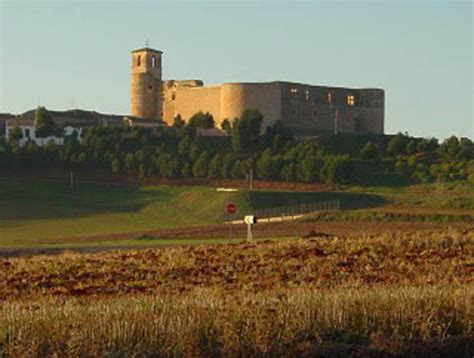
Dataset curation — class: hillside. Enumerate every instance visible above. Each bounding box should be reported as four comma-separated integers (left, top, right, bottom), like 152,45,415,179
0,180,371,247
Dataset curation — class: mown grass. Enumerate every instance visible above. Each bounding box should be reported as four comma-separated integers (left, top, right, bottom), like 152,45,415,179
1,229,472,357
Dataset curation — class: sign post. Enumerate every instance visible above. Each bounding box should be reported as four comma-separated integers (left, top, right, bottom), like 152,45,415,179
244,215,257,241
226,203,237,240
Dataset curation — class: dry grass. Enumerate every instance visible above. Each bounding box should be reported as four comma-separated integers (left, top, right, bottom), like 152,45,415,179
1,229,473,357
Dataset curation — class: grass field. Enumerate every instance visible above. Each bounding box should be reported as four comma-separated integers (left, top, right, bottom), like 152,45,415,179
0,179,385,248
1,229,472,356
0,179,473,248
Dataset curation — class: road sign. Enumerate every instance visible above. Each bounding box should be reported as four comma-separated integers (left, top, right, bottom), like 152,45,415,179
244,215,257,224
226,203,236,215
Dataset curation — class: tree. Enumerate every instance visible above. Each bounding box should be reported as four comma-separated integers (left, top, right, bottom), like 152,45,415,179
297,154,324,183
188,112,215,129
417,137,439,154
221,119,232,135
359,141,379,160
232,109,263,152
173,114,185,128
180,162,192,178
325,155,355,184
405,140,416,155
192,151,211,178
208,154,223,179
256,149,276,179
387,132,409,156
34,106,58,138
280,162,296,182
9,126,23,144
221,154,233,179
111,158,122,175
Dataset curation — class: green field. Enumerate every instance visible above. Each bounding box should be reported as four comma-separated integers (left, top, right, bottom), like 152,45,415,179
1,179,472,248
0,180,366,248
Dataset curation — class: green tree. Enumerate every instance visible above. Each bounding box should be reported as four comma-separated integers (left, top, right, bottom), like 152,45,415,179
256,149,276,179
188,112,215,129
221,154,233,179
297,154,324,182
221,119,232,135
325,155,355,184
387,132,409,156
124,153,136,174
280,162,296,182
359,141,379,160
405,140,417,155
111,158,121,175
193,151,212,178
232,109,263,152
208,154,223,179
34,106,58,138
9,126,23,144
417,137,438,154
180,162,192,178
173,114,185,128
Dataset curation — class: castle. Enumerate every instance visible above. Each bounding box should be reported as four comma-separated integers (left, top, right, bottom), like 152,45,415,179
131,47,385,135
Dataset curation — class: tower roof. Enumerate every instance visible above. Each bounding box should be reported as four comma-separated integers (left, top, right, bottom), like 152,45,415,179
131,47,163,54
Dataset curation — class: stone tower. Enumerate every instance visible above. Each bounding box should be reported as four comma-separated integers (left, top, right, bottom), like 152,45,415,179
130,47,163,120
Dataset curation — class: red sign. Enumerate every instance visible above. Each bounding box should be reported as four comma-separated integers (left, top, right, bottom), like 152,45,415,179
226,203,236,215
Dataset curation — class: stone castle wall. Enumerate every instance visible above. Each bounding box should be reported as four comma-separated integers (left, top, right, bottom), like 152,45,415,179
131,49,162,120
162,80,384,134
132,47,384,134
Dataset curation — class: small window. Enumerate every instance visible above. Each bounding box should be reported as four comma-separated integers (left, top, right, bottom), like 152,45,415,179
292,109,297,115
151,56,156,67
312,110,317,118
25,129,30,138
171,94,176,101
137,56,141,67
290,88,298,94
148,85,153,91
347,95,355,106
327,92,332,103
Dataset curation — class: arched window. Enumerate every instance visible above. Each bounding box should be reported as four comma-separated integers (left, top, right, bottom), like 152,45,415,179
151,56,156,67
137,55,141,67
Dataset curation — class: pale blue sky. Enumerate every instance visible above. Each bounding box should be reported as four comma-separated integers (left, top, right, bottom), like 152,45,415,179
0,0,472,139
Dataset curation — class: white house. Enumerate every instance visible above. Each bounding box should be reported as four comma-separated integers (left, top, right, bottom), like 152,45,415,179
5,118,82,147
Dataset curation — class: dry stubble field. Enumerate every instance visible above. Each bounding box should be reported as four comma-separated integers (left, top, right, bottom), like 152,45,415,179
1,227,473,357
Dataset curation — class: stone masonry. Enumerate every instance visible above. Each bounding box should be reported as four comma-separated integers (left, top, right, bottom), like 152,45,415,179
131,47,385,134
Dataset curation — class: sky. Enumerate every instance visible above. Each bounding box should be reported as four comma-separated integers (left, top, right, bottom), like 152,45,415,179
0,0,472,139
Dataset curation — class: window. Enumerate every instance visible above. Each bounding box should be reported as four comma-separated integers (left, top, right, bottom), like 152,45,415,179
347,95,355,106
151,56,156,67
290,88,298,94
327,92,332,103
24,129,30,138
305,90,310,101
137,55,141,67
312,110,317,118
148,85,153,91
171,94,176,101
292,109,297,116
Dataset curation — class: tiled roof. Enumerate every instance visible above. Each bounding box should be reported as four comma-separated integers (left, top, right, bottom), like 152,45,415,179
131,47,163,54
5,118,34,126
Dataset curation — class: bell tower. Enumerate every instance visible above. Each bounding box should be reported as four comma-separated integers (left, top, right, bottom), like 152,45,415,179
130,47,163,120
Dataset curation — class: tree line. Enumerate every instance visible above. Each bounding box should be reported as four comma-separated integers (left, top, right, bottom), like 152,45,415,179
1,108,473,185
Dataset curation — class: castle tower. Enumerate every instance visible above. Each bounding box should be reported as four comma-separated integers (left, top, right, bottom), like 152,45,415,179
130,47,163,120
